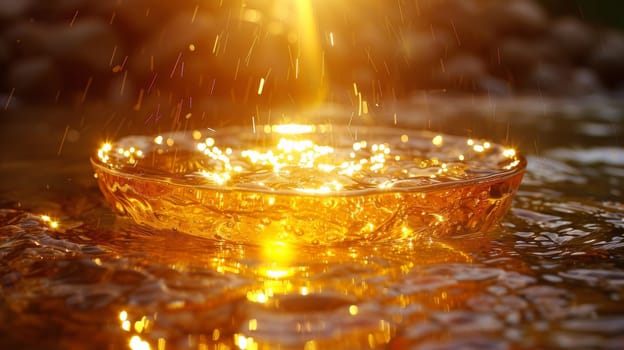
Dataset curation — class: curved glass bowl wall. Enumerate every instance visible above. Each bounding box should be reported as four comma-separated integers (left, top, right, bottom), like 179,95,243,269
92,125,526,245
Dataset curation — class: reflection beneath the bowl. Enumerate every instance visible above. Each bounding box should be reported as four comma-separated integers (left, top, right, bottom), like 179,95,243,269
105,222,481,349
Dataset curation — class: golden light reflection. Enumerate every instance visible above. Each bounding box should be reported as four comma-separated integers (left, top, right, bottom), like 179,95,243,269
134,316,148,333
129,335,151,350
118,310,156,350
248,319,258,331
432,135,443,146
269,123,316,134
105,234,485,349
263,240,293,265
235,334,258,350
348,305,359,315
157,338,166,350
242,239,300,304
40,214,60,230
246,289,271,303
503,148,517,158
96,124,521,193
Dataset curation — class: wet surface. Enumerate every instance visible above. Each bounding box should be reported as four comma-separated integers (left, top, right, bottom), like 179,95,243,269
1,96,623,349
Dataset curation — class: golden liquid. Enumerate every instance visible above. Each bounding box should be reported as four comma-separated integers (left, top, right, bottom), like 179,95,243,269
92,125,525,245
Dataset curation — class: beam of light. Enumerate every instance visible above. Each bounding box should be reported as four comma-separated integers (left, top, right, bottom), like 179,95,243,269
289,0,326,106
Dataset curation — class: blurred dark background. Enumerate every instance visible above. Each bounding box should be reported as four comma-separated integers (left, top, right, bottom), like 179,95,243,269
539,0,624,29
1,0,624,150
2,0,624,109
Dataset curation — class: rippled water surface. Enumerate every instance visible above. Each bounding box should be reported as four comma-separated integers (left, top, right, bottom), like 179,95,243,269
1,97,623,349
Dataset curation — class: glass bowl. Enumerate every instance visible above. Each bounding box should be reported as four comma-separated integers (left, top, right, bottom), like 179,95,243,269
92,124,526,245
